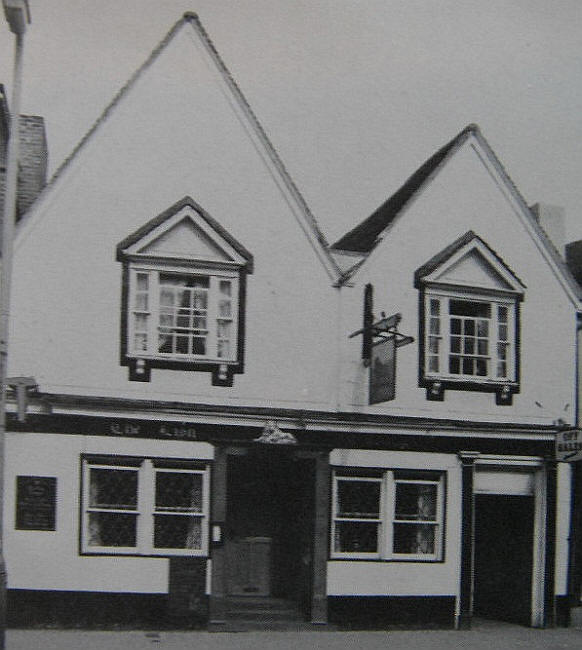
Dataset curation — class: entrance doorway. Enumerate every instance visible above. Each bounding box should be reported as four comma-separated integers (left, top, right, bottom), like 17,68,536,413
225,450,315,611
473,494,535,625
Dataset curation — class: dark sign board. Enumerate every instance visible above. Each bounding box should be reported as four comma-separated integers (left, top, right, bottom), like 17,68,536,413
369,337,396,404
15,476,57,531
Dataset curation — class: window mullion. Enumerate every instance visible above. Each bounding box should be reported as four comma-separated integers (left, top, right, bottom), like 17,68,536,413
149,272,159,356
230,278,239,359
138,460,154,554
201,467,210,552
385,471,394,560
81,460,90,552
207,276,218,359
440,297,448,375
491,302,499,380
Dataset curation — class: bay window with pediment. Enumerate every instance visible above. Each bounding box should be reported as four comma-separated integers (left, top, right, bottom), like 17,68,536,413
117,197,253,385
415,232,524,404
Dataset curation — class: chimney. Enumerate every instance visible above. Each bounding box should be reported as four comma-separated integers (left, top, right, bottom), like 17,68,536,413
16,114,48,216
531,203,566,258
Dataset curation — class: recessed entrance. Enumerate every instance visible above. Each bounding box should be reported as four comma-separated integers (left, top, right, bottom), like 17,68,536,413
473,493,535,626
225,450,315,613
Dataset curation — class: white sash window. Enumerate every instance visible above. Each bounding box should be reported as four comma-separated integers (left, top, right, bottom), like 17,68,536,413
82,458,210,556
332,470,444,561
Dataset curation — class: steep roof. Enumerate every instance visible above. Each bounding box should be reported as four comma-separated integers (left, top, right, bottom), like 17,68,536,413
331,124,582,304
332,125,476,253
18,13,341,282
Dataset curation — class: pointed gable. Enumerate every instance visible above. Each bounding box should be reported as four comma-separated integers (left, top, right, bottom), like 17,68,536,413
20,12,338,283
117,196,253,271
332,124,581,304
414,231,525,295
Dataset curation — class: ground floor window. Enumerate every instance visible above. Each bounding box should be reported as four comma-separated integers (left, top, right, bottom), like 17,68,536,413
81,457,210,556
331,469,444,560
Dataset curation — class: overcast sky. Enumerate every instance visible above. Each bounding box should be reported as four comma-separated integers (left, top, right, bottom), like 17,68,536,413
1,0,582,245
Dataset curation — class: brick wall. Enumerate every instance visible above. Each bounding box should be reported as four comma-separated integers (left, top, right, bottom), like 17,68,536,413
0,111,48,224
16,115,48,217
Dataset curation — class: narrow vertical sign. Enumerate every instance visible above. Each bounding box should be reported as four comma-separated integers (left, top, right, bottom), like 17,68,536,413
369,337,396,404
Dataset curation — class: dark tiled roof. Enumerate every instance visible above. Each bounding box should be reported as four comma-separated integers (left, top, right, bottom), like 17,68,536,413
332,124,479,253
566,240,582,287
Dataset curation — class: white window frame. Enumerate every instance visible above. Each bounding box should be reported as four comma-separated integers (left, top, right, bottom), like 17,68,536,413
127,263,239,364
81,458,210,557
331,470,444,561
423,288,517,384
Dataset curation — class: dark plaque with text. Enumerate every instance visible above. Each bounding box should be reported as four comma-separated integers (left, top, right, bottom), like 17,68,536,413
15,476,57,531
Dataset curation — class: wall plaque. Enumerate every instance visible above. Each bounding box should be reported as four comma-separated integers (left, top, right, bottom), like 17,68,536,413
15,476,57,531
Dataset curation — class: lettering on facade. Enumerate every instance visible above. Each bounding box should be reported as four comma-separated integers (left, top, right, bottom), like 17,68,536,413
108,421,197,440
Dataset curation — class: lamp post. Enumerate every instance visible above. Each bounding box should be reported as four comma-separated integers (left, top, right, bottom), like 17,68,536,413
1,1,30,647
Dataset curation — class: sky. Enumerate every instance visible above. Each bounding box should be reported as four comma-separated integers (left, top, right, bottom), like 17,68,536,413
1,0,582,245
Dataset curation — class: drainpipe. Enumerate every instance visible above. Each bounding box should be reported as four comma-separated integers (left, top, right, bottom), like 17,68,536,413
0,2,31,648
567,312,582,616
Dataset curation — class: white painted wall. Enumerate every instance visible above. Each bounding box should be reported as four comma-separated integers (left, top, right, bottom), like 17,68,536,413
338,138,577,426
4,432,213,593
10,23,339,412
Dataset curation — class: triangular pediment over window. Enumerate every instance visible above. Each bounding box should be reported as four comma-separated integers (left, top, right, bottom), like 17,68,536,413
414,231,525,296
117,196,253,271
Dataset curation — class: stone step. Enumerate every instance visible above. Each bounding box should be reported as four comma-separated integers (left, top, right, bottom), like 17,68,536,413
209,620,336,633
226,608,302,620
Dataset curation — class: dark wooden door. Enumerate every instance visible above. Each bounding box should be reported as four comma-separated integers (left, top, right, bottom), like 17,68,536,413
473,494,535,625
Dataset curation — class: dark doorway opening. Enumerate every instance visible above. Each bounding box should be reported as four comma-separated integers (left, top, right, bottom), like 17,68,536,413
225,450,315,614
473,494,535,626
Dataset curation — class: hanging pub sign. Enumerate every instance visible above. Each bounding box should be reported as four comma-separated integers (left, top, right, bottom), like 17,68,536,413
369,337,396,404
555,428,582,462
15,476,57,531
349,284,415,405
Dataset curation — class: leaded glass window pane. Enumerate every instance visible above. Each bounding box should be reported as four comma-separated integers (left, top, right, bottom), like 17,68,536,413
88,512,137,547
89,468,138,509
393,523,435,554
395,483,437,521
155,472,203,512
334,521,378,553
336,480,380,518
154,515,202,550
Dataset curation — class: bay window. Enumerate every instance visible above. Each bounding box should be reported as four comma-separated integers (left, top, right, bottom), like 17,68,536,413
129,269,237,362
117,196,253,385
415,231,524,403
424,292,516,383
82,457,210,556
332,470,444,561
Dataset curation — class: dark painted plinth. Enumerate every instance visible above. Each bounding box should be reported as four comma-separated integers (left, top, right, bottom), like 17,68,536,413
328,596,456,630
7,590,207,629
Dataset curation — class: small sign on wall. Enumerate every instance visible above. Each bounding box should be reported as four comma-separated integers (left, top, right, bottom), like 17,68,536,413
369,338,396,404
15,476,57,531
555,428,582,462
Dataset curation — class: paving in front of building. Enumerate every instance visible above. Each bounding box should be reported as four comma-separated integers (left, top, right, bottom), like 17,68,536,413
7,620,582,650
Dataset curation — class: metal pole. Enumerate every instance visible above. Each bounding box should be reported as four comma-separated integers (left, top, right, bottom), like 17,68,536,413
0,10,27,647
